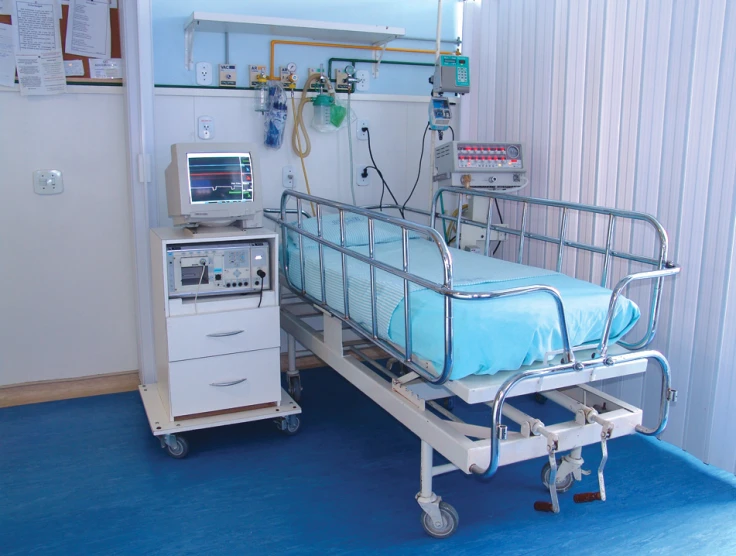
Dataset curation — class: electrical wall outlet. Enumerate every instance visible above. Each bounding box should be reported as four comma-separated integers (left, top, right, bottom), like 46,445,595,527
219,64,237,87
282,165,295,188
195,62,212,86
357,119,369,141
33,170,63,195
356,70,369,91
357,167,370,186
198,115,214,140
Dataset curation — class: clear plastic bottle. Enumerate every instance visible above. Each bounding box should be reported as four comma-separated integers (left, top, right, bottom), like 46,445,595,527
254,75,269,113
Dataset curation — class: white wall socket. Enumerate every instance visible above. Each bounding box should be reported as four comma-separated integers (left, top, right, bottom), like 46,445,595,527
357,167,370,186
196,62,213,86
282,165,296,188
34,170,63,195
357,119,369,140
198,115,214,140
356,70,369,91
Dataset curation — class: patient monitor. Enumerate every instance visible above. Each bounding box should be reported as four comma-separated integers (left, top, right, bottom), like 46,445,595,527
165,142,263,229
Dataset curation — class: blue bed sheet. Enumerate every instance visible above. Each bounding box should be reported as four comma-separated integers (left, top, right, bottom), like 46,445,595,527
286,215,640,380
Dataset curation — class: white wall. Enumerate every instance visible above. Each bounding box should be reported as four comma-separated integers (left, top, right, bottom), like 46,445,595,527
469,0,736,473
153,89,441,224
0,87,139,386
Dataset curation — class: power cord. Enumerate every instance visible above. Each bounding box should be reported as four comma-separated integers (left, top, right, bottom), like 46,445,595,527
493,199,504,256
364,127,403,216
402,123,430,213
448,125,455,140
193,261,207,314
256,269,266,308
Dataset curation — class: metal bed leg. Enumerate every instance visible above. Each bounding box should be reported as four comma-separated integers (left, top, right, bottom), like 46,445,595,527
416,440,459,538
286,334,302,402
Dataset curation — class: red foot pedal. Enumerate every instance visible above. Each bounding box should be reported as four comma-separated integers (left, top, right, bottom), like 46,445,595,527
533,501,554,512
573,492,602,503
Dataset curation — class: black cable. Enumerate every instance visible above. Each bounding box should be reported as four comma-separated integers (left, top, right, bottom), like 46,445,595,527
256,269,266,308
492,199,504,256
448,125,455,140
402,123,430,213
365,128,403,216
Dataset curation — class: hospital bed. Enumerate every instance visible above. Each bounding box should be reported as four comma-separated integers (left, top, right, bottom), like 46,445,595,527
266,187,679,538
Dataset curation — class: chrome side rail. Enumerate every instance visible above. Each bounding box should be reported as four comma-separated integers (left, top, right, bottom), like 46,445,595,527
431,188,674,351
275,191,581,385
470,349,675,480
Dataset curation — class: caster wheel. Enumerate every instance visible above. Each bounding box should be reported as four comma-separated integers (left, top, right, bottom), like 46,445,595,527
288,375,302,403
541,460,574,493
279,415,301,436
165,435,189,459
421,501,459,539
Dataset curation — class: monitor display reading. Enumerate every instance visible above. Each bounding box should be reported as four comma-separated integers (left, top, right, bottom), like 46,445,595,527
187,153,254,205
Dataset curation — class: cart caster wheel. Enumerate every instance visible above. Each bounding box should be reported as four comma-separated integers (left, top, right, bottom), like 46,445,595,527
421,501,459,539
541,460,574,493
440,397,455,411
279,415,301,436
533,393,547,405
288,375,302,403
165,435,189,459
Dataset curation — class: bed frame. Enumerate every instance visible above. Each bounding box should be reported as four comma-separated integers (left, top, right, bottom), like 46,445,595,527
266,187,680,538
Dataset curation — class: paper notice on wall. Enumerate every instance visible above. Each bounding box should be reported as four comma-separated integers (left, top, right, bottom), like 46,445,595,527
0,1,10,16
0,23,16,87
64,58,84,76
89,57,121,79
12,0,62,54
16,51,67,95
65,0,110,58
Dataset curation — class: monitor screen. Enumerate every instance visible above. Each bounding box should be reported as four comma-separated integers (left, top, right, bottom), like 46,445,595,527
186,152,254,205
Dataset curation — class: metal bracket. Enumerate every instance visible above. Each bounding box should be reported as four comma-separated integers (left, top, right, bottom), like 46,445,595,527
416,493,444,528
163,434,178,449
392,378,426,410
185,24,195,70
667,388,678,403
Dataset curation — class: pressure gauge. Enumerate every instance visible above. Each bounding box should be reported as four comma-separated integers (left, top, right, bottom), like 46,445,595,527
345,65,356,76
507,145,520,158
287,62,297,73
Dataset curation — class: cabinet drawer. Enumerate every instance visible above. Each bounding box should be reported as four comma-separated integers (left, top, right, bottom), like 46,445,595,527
167,307,280,362
169,348,281,418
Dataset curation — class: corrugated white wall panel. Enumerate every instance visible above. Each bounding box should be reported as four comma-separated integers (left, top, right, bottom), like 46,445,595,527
470,0,736,473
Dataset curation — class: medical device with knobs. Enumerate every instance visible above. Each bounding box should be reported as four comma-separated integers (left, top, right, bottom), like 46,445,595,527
434,141,528,191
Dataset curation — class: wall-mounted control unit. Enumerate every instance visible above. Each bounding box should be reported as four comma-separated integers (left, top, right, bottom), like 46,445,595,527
166,240,271,298
434,141,528,191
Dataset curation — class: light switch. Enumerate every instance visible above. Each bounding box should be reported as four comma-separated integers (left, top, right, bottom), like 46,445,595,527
34,170,64,195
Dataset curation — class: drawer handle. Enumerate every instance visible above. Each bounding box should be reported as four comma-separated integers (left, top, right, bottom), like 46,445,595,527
210,378,247,387
206,330,245,338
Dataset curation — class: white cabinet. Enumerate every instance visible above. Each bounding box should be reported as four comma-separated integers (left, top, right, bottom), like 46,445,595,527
147,227,284,420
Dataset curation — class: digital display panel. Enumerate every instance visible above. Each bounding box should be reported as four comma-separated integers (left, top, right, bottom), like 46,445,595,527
187,152,254,205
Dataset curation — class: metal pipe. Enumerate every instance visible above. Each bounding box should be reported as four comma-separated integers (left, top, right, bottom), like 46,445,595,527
518,202,528,264
316,204,326,303
402,228,412,361
432,463,458,477
368,218,378,339
420,440,434,498
297,199,306,294
600,214,616,288
269,39,454,81
484,197,494,257
556,207,568,272
339,209,350,318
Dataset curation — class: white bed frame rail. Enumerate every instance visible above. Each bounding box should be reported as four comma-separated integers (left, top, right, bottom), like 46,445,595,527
267,190,680,538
